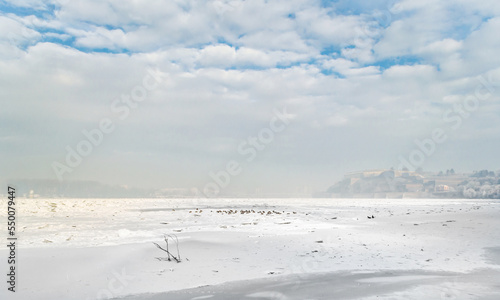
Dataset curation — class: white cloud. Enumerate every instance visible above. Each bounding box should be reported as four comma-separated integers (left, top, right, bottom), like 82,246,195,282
74,27,127,50
0,15,41,44
237,30,312,53
198,44,236,68
296,8,368,46
322,58,380,77
383,64,436,79
195,44,313,69
418,38,462,55
0,15,41,59
42,31,71,41
461,17,500,74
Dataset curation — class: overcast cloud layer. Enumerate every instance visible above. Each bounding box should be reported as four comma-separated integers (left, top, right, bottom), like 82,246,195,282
1,0,500,195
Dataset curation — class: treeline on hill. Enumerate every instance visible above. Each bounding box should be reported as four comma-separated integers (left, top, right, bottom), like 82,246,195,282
459,170,500,199
327,170,416,195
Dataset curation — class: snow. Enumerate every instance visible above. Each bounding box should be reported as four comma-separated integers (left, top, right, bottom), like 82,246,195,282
1,198,499,299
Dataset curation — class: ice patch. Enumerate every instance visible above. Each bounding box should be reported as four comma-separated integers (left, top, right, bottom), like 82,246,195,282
358,275,443,283
191,296,214,299
483,247,500,265
246,291,289,299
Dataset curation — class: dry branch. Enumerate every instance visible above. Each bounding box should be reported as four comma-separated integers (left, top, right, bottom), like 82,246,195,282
153,234,181,263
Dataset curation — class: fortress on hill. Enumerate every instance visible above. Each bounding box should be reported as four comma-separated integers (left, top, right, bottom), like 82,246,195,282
326,169,498,199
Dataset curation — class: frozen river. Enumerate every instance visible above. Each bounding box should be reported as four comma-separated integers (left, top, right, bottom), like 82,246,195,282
1,198,499,299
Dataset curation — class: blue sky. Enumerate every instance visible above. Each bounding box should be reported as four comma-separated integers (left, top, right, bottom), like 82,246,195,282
1,0,500,195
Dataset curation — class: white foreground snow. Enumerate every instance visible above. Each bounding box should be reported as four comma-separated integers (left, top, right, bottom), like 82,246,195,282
1,198,499,299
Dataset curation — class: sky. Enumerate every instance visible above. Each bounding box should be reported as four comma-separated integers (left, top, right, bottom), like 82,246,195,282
1,0,500,196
